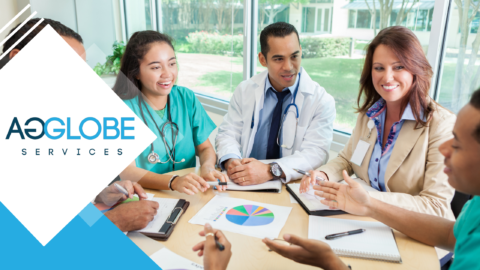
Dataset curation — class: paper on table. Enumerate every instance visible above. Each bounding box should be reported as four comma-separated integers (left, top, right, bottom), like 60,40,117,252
288,183,333,211
150,248,203,270
133,193,155,200
189,195,292,239
135,198,178,233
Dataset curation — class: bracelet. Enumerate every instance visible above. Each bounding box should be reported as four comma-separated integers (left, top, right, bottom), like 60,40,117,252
168,175,179,191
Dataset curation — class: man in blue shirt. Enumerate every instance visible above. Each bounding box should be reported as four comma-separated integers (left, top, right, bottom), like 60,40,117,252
216,22,335,185
264,89,480,270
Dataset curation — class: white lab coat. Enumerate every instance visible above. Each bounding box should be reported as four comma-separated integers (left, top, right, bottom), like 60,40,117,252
215,68,336,182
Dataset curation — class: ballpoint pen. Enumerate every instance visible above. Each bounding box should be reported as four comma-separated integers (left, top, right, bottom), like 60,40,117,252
325,229,366,240
293,168,325,182
215,236,225,251
206,182,233,187
114,183,129,197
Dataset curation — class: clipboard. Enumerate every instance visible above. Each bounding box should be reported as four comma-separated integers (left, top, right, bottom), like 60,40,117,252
286,184,345,216
141,199,190,241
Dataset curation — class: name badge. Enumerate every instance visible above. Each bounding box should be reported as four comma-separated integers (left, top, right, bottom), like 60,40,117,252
350,140,371,166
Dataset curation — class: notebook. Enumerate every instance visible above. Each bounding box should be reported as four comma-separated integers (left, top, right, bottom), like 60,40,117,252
308,216,402,263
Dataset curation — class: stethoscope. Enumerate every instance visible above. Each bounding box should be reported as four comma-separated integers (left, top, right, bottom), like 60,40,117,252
138,94,185,171
250,73,301,150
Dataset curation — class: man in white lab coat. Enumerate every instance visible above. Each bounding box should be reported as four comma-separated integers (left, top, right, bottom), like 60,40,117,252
216,22,336,185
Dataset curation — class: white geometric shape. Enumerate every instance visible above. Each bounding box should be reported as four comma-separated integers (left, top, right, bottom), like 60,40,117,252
0,26,156,246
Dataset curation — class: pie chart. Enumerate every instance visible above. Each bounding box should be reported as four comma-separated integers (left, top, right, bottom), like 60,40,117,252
225,205,274,226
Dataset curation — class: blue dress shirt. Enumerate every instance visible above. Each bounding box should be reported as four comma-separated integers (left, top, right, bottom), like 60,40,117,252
219,73,300,169
366,99,418,191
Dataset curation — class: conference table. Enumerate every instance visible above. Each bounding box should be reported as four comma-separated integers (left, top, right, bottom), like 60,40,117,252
131,167,439,270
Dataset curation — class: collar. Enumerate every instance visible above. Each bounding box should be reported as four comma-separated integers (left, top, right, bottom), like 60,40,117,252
264,71,301,95
366,98,423,121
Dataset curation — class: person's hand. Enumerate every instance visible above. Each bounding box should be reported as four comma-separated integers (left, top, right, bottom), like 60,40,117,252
314,170,372,216
95,180,148,206
192,223,232,270
200,165,228,191
224,158,242,177
104,200,159,232
299,170,328,193
228,158,272,186
171,172,209,195
263,234,348,270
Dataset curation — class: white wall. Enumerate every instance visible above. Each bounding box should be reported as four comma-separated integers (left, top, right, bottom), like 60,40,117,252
0,0,20,46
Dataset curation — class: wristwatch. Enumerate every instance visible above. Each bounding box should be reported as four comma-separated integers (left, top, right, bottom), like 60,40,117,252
270,163,283,180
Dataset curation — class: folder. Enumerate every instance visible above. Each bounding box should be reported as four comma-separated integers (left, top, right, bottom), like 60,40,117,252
138,198,190,241
286,183,345,216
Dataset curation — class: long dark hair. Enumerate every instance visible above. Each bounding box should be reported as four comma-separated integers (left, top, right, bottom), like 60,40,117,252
357,26,434,128
113,31,174,100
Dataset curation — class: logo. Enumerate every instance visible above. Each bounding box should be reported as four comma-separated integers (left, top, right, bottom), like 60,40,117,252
6,116,135,156
0,26,156,245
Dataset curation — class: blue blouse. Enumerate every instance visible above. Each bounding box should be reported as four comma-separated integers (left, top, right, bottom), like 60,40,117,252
366,99,417,191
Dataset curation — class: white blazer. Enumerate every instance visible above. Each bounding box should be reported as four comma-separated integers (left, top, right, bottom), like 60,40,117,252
215,68,336,182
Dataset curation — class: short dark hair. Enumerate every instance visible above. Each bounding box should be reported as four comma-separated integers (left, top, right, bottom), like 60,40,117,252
470,89,480,143
259,22,300,58
2,18,83,53
113,31,175,100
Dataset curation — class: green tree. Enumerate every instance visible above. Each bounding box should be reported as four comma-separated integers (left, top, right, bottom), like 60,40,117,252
365,0,418,35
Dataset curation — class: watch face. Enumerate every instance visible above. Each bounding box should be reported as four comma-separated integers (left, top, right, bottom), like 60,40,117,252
272,164,282,177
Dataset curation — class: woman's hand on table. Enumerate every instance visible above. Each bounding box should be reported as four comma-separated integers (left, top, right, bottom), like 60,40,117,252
314,170,372,216
95,180,147,206
200,165,228,191
171,172,210,195
299,170,328,193
263,234,349,270
193,223,232,270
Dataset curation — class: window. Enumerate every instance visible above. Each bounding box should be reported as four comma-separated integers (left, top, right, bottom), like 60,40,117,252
155,0,244,101
324,8,330,32
125,0,153,38
317,9,323,31
302,7,316,33
437,1,480,113
356,10,371,28
348,9,356,28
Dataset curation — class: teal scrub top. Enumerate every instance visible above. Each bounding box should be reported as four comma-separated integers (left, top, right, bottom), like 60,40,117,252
450,195,480,270
123,86,216,174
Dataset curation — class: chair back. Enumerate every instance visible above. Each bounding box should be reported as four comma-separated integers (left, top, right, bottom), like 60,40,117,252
451,191,472,219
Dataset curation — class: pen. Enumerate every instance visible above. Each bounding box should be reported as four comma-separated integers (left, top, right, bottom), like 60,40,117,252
215,236,225,251
293,168,325,182
325,229,366,240
114,183,129,197
206,182,232,187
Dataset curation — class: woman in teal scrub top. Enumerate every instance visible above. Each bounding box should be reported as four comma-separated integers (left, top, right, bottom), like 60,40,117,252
113,31,227,194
